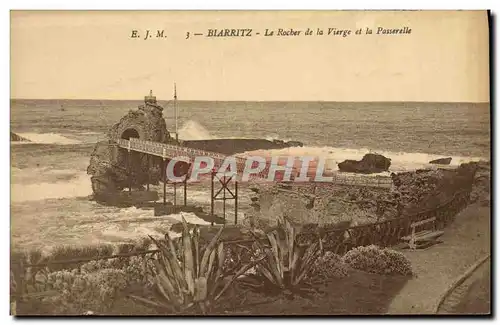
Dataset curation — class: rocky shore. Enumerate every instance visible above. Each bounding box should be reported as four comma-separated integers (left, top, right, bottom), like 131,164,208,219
242,161,487,231
10,132,30,142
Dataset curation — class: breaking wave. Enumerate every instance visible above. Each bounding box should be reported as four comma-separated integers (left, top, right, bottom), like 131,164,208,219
11,171,92,202
176,120,213,140
12,132,81,145
245,146,487,174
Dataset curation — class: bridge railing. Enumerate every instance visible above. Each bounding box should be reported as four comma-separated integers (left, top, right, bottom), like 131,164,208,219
117,138,270,179
116,138,394,187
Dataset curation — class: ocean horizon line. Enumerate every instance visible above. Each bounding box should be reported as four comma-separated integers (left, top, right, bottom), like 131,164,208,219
10,98,490,105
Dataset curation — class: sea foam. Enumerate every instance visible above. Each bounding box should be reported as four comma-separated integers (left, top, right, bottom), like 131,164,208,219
243,146,487,174
11,172,92,202
14,132,81,145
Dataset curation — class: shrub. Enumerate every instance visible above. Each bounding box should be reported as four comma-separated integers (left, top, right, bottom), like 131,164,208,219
79,256,155,286
15,254,156,315
381,249,413,276
309,252,350,281
14,267,130,315
342,245,412,276
45,268,129,314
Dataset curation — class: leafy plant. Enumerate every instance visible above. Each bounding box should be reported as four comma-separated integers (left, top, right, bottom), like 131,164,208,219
131,218,260,314
247,216,323,295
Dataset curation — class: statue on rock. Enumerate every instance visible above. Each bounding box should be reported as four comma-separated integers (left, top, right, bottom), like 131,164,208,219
87,91,175,204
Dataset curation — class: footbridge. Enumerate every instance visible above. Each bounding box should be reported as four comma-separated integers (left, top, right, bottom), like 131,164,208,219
116,137,393,187
116,137,268,179
115,137,392,224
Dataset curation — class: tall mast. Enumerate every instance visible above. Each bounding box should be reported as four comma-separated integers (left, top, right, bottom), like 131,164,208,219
174,83,178,142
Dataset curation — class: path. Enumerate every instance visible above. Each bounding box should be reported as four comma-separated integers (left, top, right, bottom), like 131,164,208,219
387,202,490,314
437,256,490,314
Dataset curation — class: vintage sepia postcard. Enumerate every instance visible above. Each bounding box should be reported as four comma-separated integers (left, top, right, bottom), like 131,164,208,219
10,10,491,316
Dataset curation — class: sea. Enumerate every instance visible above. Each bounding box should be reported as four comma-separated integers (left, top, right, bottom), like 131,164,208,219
10,99,490,252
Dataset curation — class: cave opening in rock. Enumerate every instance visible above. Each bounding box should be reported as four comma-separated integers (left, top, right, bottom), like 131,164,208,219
121,128,140,140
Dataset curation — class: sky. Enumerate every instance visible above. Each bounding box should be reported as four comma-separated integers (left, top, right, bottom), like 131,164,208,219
10,10,489,102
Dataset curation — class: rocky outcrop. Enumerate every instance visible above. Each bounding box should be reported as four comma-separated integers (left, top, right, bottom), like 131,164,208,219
182,138,304,155
248,162,480,230
338,153,391,174
10,132,30,142
246,182,398,230
429,157,452,165
107,104,172,144
390,162,479,215
87,92,174,202
286,140,304,148
469,161,490,206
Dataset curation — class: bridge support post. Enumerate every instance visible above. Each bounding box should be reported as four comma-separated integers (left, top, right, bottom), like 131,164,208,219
211,171,215,226
162,148,167,205
173,182,177,206
146,154,150,191
234,181,238,224
211,171,239,226
163,161,167,205
127,145,132,193
222,178,226,224
183,177,187,207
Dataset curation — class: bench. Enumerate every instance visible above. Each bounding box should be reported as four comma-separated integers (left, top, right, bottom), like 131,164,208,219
401,217,444,250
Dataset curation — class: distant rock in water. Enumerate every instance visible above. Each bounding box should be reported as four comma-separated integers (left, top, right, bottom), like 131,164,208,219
429,157,452,165
182,138,304,155
338,153,391,174
10,132,30,142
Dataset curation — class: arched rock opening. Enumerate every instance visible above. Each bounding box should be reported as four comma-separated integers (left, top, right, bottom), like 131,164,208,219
121,128,140,140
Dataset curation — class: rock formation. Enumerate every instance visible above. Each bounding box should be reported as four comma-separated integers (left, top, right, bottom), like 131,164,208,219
247,162,480,230
286,140,304,148
245,182,398,230
429,157,452,165
390,162,479,215
469,161,490,206
10,132,30,142
87,91,177,203
182,138,304,155
338,153,391,174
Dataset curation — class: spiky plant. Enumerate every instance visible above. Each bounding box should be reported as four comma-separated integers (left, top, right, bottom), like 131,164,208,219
247,216,322,296
130,218,260,314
